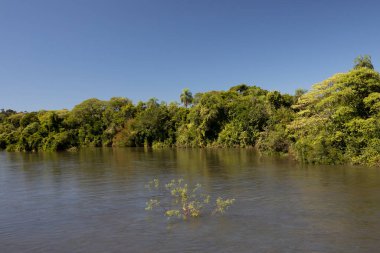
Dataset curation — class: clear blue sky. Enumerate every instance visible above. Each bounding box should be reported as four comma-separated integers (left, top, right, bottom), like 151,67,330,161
1,0,380,111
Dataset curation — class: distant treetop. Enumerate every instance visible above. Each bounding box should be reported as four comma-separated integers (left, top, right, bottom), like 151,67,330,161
354,55,374,70
180,88,193,108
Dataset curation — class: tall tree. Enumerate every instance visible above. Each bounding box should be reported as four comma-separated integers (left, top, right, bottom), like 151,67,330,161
354,55,374,69
180,88,193,108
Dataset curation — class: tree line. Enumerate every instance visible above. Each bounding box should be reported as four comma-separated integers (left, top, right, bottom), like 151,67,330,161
1,56,380,166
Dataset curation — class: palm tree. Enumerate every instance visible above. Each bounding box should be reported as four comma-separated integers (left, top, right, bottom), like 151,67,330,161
180,88,193,108
354,55,374,69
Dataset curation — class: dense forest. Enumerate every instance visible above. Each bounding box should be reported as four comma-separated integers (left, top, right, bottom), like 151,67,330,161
1,56,380,166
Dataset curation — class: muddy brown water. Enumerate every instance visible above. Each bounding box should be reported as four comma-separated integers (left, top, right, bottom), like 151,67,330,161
1,148,380,252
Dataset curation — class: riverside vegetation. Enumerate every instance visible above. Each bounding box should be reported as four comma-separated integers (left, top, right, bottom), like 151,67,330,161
145,178,235,219
1,56,380,166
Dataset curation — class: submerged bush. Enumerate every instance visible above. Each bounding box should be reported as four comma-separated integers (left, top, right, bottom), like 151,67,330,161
145,178,235,220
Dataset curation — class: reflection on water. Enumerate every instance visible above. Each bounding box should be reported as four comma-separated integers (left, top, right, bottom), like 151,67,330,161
1,148,380,252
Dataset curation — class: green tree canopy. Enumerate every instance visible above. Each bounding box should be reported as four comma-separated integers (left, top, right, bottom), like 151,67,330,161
180,88,193,108
354,55,374,70
289,66,380,165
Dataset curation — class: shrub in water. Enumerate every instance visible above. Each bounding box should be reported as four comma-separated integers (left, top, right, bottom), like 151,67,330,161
145,178,235,220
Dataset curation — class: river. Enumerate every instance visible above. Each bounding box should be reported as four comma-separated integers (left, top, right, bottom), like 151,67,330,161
1,148,380,252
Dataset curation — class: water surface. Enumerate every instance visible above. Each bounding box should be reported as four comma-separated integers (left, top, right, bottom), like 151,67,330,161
1,148,380,252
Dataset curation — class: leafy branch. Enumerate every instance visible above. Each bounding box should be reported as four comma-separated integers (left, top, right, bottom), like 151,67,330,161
145,178,235,220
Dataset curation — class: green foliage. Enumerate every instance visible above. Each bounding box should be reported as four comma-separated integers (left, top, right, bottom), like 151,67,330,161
217,122,245,147
180,88,193,108
266,91,292,109
1,83,292,152
2,56,380,166
354,55,374,70
188,91,227,145
176,86,273,148
257,102,294,154
145,178,234,220
289,64,380,165
133,100,171,146
229,84,249,94
213,197,236,215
